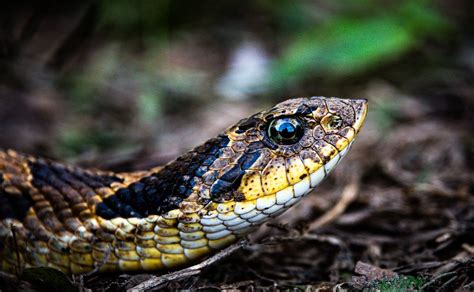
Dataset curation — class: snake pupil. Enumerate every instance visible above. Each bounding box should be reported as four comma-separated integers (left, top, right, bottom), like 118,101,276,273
278,123,295,138
268,117,304,145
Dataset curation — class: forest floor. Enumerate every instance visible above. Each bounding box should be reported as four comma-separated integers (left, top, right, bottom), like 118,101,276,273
0,1,473,291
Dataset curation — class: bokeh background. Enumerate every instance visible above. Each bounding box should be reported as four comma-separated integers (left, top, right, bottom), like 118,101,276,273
1,0,473,290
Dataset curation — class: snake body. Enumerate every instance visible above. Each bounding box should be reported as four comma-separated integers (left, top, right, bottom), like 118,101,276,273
0,97,367,274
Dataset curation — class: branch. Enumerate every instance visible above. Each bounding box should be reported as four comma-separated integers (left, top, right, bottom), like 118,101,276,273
127,239,248,291
309,181,359,230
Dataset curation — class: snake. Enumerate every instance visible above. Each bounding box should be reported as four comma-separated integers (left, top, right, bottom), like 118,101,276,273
0,96,367,274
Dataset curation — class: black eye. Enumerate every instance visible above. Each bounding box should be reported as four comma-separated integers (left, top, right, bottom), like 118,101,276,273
268,117,304,145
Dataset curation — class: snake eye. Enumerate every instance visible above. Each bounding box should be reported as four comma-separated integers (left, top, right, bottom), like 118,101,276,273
327,115,343,130
268,117,304,145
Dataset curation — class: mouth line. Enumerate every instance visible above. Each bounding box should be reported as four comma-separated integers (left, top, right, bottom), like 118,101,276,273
274,141,353,203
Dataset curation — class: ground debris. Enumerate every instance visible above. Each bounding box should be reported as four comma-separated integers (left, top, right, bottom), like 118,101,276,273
0,3,472,289
352,261,397,287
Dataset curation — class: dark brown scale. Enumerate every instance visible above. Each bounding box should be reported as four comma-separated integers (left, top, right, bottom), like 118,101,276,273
325,99,355,125
96,135,229,219
312,126,326,140
219,165,244,183
210,179,235,201
312,140,337,162
248,148,272,171
295,104,314,115
338,127,354,138
21,158,123,224
298,132,314,148
28,160,122,222
238,152,261,169
50,165,90,192
0,174,34,221
324,134,348,149
32,178,73,219
245,141,264,153
235,115,260,134
29,160,122,192
202,170,218,186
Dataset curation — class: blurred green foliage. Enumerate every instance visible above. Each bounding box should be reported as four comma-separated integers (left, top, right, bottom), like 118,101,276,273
270,0,449,86
56,0,452,157
58,47,163,157
98,0,169,41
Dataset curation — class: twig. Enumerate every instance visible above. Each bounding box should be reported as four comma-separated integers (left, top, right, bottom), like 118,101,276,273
262,233,345,248
10,224,21,276
461,244,474,255
309,181,359,230
73,245,111,291
83,246,111,277
127,239,248,292
219,280,255,290
0,270,18,282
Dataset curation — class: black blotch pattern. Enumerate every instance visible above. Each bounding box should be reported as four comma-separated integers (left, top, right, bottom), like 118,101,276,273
209,148,264,202
238,151,261,169
210,179,233,201
219,165,245,183
235,116,259,134
97,135,230,219
246,141,264,153
296,104,313,115
0,173,34,221
94,203,116,219
29,160,123,191
209,163,246,202
210,175,244,202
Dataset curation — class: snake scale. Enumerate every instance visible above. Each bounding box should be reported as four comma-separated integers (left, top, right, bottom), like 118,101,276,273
0,96,367,274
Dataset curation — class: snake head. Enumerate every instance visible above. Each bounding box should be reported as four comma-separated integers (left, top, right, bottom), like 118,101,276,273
203,97,367,220
97,97,367,223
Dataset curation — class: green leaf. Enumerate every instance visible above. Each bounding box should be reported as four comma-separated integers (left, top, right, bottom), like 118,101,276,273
269,0,449,86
